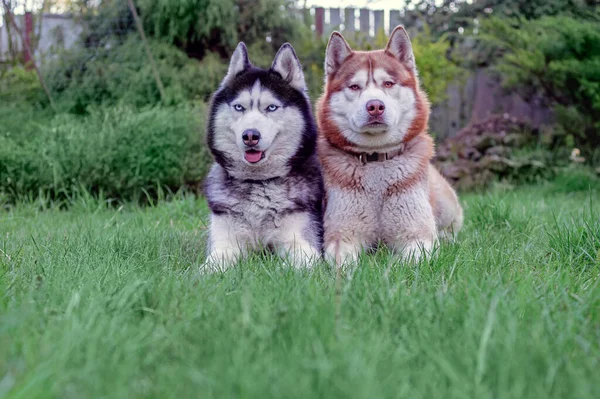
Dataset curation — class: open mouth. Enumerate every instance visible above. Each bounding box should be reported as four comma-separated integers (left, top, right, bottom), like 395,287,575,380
244,149,265,164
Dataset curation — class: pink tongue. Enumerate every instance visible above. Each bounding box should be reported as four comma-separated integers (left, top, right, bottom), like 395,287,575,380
244,151,263,163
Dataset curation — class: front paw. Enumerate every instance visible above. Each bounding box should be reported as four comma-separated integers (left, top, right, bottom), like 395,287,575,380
396,240,436,263
200,249,240,273
281,246,321,270
438,228,459,242
324,240,361,266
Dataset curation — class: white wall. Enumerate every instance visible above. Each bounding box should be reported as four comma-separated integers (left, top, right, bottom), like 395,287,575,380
0,13,83,63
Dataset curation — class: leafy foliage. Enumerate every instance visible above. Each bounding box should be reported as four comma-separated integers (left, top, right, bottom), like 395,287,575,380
462,0,599,21
135,0,301,58
434,115,552,190
0,67,46,106
410,29,465,105
0,105,209,203
43,36,226,113
481,16,600,151
402,0,599,39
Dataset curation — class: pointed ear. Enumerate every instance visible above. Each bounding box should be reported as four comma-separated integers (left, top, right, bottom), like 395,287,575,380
385,26,416,73
271,43,305,91
223,42,250,85
325,31,352,77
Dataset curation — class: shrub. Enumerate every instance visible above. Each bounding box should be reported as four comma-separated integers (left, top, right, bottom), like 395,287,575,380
480,16,600,153
410,28,465,106
548,167,600,193
0,67,46,106
434,114,552,190
43,35,226,113
0,105,210,203
135,0,302,58
0,67,54,137
401,0,599,40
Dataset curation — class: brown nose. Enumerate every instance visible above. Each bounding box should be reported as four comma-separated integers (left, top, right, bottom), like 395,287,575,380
366,100,385,116
242,129,261,147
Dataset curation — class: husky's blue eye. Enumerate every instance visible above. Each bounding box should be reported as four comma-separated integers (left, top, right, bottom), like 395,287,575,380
266,104,279,112
233,104,245,112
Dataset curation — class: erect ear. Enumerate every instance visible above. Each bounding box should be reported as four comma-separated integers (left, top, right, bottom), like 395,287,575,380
271,43,305,91
385,26,416,73
223,42,250,85
324,31,352,77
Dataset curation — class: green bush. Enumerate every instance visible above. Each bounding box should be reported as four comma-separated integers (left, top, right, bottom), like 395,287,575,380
0,67,47,106
481,16,600,153
548,166,600,193
0,105,210,203
402,0,598,40
410,28,465,106
136,0,302,57
434,115,553,190
43,35,226,113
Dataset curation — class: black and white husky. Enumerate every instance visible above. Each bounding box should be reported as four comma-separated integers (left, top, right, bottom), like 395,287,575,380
203,42,324,271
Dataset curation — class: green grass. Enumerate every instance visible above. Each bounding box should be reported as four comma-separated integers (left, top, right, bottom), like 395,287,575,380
1,179,599,399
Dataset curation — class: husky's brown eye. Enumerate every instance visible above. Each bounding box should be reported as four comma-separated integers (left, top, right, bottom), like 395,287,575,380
349,84,361,91
384,81,395,88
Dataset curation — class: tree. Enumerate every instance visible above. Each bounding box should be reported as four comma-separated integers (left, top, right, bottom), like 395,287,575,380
135,0,302,59
402,0,599,39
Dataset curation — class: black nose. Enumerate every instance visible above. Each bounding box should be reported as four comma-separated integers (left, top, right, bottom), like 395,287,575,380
242,129,261,147
366,99,385,116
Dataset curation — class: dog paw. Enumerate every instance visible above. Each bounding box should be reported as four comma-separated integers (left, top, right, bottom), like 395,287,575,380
281,247,321,270
324,241,361,266
200,250,239,274
397,240,436,263
438,228,459,243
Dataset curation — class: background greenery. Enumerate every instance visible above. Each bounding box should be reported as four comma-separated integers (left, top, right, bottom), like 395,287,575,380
0,0,599,202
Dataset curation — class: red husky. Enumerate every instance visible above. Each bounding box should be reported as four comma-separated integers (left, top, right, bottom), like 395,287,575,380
317,26,463,264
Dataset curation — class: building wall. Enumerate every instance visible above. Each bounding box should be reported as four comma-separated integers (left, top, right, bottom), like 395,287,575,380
0,13,82,63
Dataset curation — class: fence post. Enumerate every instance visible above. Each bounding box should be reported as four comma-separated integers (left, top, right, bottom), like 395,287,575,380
23,11,33,67
315,7,324,38
126,0,167,104
359,8,369,34
389,10,402,32
328,8,342,33
374,10,384,35
344,8,355,33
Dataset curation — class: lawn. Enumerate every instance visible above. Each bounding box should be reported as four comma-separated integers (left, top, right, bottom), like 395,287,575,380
1,176,599,398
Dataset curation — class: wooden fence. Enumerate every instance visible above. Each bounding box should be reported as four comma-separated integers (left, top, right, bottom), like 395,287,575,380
313,7,411,37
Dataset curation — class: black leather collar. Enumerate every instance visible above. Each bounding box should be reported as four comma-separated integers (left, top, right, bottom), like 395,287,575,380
356,144,405,165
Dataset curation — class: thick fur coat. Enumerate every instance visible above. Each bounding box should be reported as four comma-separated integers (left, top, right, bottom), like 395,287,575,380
317,27,463,264
203,43,324,271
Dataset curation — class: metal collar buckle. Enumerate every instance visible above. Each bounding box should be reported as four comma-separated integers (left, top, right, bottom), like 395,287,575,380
357,144,404,165
359,152,389,165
